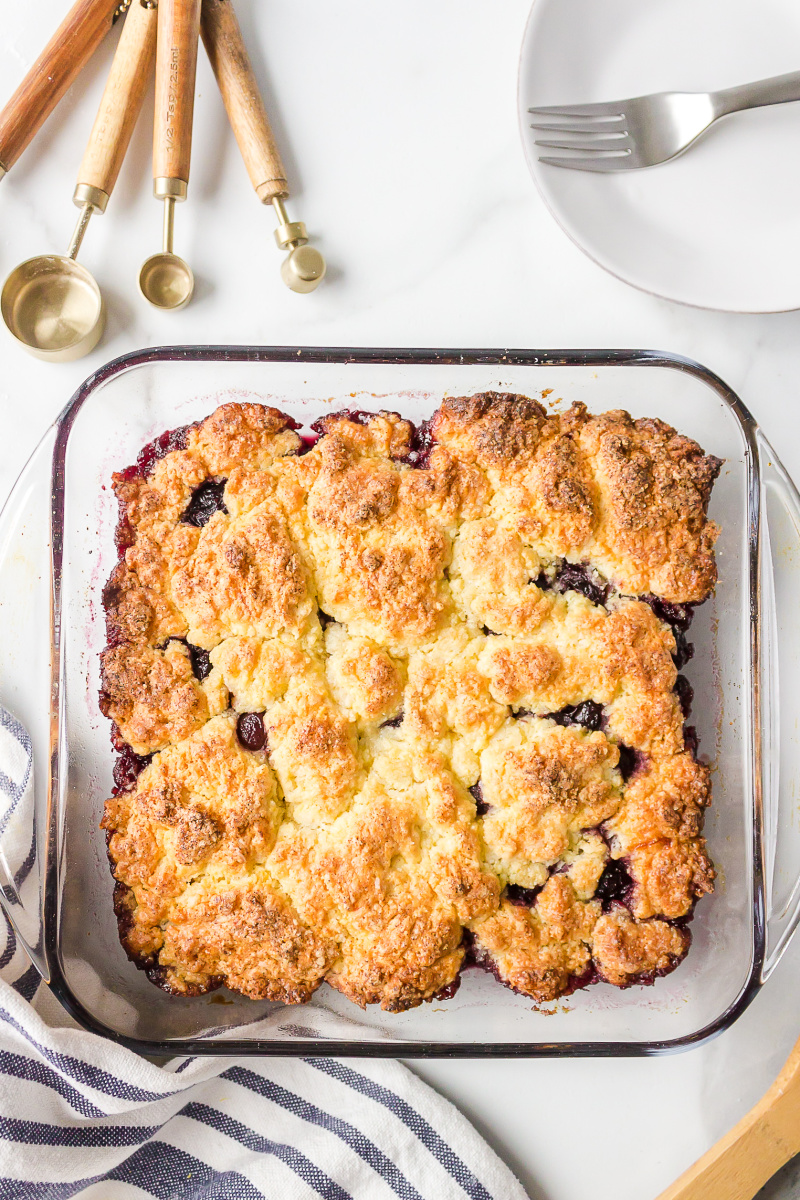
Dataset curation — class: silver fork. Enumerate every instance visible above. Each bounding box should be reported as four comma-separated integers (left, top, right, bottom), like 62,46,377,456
528,71,800,171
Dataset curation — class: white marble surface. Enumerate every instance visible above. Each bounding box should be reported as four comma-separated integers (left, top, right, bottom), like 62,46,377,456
3,2,800,1197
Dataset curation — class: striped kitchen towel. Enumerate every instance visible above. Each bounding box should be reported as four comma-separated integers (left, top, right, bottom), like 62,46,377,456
0,705,530,1200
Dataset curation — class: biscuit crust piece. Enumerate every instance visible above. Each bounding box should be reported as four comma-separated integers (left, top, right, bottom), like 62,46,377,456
102,396,720,1008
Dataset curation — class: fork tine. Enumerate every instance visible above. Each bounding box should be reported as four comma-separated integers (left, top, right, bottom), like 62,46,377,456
528,102,625,119
529,117,626,133
534,135,631,153
537,153,638,172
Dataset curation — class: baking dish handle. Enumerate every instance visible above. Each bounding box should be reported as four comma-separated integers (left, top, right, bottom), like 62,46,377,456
758,429,800,981
0,425,58,981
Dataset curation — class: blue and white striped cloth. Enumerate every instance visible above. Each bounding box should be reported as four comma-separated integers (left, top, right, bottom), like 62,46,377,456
0,704,529,1200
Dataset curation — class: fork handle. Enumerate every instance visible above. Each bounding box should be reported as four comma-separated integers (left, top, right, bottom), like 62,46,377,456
714,72,800,118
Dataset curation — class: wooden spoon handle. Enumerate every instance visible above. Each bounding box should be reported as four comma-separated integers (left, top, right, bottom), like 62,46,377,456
0,0,120,175
77,0,158,203
153,0,201,187
200,0,287,203
657,1035,800,1200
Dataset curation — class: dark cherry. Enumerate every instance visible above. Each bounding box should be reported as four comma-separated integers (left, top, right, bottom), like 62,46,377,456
469,782,491,817
117,424,191,483
318,610,335,630
505,883,543,907
548,700,604,732
672,629,695,670
432,976,461,1002
399,417,435,467
616,744,644,782
555,561,610,607
564,963,599,995
594,858,634,911
640,595,695,631
181,479,228,527
674,674,694,718
684,725,700,758
162,637,213,682
187,643,212,681
380,711,404,729
481,626,499,637
112,746,152,795
536,561,609,608
236,712,267,752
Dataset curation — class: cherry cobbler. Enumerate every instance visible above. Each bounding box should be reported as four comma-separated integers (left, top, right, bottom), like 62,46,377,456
100,393,721,1010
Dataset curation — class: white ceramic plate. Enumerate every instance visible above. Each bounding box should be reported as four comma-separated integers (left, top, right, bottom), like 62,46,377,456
518,0,800,312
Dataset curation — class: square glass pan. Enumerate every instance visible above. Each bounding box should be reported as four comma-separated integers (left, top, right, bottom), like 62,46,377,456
3,345,800,1059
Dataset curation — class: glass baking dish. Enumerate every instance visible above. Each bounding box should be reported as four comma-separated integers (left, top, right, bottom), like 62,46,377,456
1,344,799,1059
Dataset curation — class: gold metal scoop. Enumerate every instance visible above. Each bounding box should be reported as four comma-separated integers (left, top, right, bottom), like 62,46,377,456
1,212,103,362
139,0,201,309
1,0,157,361
200,0,326,293
0,0,122,182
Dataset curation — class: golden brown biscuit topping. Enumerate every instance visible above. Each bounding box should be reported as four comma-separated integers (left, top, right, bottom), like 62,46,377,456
102,396,720,1009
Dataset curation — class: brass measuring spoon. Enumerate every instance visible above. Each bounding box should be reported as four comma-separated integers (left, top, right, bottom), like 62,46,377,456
200,0,326,293
138,0,201,309
1,0,158,361
0,0,122,182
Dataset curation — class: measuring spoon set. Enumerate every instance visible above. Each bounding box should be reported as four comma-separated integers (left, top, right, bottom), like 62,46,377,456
0,0,325,362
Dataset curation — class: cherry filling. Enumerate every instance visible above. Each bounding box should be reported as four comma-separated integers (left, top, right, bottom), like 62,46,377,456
672,630,694,670
639,595,697,670
380,711,404,729
433,976,461,1001
112,745,152,795
547,700,604,732
236,712,267,752
616,744,645,782
181,479,228,527
535,561,610,608
162,637,213,682
318,610,335,630
594,858,634,911
674,674,694,718
399,417,435,468
117,424,191,484
505,883,544,907
188,644,212,681
297,433,319,455
640,595,695,631
684,726,700,758
469,782,491,816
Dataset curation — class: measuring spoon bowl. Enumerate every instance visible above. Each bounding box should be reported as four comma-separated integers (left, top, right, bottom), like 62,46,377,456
138,251,194,310
1,255,104,361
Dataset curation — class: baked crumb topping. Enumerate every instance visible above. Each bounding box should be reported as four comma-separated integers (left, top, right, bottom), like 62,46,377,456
101,395,721,1009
